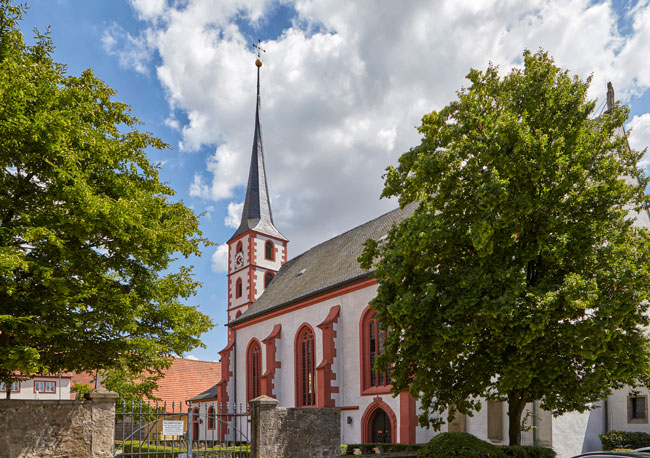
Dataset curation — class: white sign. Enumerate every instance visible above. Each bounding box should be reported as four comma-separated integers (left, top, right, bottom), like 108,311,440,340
162,420,185,436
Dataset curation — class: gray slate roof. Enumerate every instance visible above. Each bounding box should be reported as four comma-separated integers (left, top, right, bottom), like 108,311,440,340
188,384,218,402
233,202,418,324
229,66,286,242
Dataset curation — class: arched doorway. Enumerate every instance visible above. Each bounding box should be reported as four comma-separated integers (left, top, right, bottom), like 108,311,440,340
371,408,392,443
361,397,397,443
192,407,199,441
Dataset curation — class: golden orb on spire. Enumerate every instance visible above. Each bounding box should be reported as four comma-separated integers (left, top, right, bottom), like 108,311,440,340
255,59,262,67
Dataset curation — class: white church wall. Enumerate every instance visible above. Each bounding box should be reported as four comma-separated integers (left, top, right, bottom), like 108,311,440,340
229,269,251,310
253,269,266,300
551,407,602,458
607,386,650,433
253,235,284,271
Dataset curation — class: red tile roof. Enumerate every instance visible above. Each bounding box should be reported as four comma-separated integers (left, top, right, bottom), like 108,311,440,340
150,359,221,412
68,372,97,399
65,359,221,407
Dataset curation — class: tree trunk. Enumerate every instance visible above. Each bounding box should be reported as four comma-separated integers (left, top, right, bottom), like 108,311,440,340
507,391,528,445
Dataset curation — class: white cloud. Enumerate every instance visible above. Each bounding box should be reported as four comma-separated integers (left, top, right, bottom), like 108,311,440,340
225,202,243,229
118,0,650,257
628,113,650,168
102,23,155,75
129,0,167,21
211,244,229,273
184,354,199,360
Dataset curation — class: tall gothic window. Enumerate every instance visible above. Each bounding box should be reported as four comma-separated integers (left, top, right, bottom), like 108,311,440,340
296,325,316,406
265,240,274,260
360,308,390,393
247,340,261,401
264,272,274,289
235,278,243,298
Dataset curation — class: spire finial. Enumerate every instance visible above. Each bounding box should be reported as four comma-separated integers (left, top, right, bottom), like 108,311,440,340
253,39,265,67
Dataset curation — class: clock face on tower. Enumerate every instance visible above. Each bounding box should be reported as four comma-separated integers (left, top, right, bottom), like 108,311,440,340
235,251,244,269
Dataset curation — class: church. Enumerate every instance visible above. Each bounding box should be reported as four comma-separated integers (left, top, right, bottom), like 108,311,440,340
214,58,650,457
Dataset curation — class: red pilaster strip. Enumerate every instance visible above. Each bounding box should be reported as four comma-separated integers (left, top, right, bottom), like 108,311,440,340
261,324,282,398
399,391,417,444
316,305,340,408
217,338,235,441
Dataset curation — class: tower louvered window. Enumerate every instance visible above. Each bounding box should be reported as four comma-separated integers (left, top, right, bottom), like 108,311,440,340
247,340,261,401
265,240,274,260
297,326,316,406
235,278,242,298
264,272,274,288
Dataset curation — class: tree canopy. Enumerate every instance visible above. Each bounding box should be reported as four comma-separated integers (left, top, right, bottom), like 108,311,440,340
0,2,212,397
360,50,650,445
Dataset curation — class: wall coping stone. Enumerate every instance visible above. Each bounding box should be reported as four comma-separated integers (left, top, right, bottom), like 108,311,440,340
250,394,279,406
87,387,119,401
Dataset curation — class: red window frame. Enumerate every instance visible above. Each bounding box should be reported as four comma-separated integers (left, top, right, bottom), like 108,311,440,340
0,381,20,392
236,241,243,254
360,307,391,395
34,380,57,394
235,278,243,298
247,339,262,401
294,324,316,407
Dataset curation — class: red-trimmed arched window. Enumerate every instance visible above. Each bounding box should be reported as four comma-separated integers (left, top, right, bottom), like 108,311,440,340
295,325,316,406
360,307,391,394
265,240,274,260
207,405,216,430
247,339,261,401
235,278,242,298
264,272,274,289
236,241,243,254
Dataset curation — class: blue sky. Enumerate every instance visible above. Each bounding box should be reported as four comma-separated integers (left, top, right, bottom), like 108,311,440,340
18,0,650,361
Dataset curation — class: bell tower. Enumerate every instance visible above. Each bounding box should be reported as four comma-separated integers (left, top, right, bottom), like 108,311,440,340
226,51,288,324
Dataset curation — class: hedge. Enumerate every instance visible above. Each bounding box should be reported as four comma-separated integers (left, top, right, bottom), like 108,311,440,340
599,430,650,450
342,443,423,455
418,432,506,458
501,445,556,458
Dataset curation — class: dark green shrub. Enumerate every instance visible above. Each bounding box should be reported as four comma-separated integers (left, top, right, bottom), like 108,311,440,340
501,445,556,458
343,443,424,455
600,430,650,450
418,432,506,458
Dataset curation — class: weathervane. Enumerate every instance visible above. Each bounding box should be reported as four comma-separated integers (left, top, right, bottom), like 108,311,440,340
252,39,265,67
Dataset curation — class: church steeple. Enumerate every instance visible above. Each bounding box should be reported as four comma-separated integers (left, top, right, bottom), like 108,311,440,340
229,52,286,242
225,49,288,325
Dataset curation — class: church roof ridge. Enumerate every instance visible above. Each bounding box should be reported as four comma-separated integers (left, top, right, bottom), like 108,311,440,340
228,57,287,242
232,201,418,325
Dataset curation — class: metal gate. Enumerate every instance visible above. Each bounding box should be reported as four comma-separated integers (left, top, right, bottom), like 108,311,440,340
114,400,250,457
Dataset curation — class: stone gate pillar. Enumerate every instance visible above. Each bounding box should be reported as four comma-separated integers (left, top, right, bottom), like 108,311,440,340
249,395,341,458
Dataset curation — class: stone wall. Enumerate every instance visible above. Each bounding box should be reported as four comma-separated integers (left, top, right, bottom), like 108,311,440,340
0,389,118,458
251,395,341,458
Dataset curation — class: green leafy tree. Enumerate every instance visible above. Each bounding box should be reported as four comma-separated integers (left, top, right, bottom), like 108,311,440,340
0,2,213,398
360,50,650,445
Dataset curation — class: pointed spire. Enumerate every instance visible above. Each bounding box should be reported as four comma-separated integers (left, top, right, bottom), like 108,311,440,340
606,81,615,112
229,53,287,242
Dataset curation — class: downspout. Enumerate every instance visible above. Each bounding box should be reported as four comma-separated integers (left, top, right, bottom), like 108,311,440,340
532,400,538,446
604,397,609,432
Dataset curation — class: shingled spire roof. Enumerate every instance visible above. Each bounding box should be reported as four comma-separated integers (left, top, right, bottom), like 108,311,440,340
229,57,287,242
